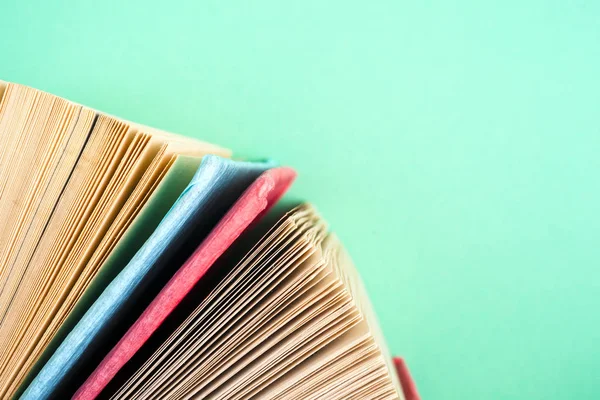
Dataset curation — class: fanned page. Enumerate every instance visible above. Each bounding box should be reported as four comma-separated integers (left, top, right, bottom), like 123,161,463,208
107,205,403,400
15,155,207,399
0,82,230,399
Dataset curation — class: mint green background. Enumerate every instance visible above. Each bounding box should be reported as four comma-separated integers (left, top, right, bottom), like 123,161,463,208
1,1,599,398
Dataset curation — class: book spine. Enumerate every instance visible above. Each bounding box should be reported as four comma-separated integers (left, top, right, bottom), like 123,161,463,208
393,357,420,400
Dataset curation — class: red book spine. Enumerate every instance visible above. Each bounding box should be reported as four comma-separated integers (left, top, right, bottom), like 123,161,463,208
393,356,420,400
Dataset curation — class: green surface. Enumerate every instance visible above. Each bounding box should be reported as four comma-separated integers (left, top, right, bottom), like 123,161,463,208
1,1,598,398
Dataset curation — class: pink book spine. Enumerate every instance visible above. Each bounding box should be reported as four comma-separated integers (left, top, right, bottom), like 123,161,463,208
393,356,420,400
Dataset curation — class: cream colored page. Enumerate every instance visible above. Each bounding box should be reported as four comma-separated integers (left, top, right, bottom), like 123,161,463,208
0,85,44,267
0,116,127,391
3,116,122,322
258,326,374,399
13,146,173,391
201,243,361,399
0,109,95,324
0,129,154,396
0,117,123,327
0,92,90,344
0,88,60,256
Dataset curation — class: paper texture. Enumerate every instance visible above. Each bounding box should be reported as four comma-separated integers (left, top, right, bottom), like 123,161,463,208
13,155,205,399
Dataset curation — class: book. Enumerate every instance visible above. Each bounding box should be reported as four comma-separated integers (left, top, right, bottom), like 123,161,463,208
0,81,418,400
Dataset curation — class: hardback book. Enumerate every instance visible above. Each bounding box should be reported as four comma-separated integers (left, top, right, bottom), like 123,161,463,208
0,81,419,400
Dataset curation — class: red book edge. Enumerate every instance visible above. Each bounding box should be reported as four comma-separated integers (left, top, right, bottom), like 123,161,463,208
393,356,420,400
73,167,296,400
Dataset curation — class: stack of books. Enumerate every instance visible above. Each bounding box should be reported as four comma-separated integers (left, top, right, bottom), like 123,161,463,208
0,81,419,400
